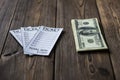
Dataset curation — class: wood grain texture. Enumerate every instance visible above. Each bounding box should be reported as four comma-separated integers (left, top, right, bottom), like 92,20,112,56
0,0,56,80
0,0,18,55
97,0,120,80
55,0,114,80
0,0,31,80
0,0,120,80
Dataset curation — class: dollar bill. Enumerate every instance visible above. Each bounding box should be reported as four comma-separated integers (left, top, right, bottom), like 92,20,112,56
71,18,108,51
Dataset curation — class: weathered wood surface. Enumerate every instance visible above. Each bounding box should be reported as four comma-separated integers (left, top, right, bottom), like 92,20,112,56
0,0,56,80
55,0,114,80
97,0,120,80
0,0,119,80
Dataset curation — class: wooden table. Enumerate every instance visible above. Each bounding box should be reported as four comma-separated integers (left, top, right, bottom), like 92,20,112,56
0,0,120,80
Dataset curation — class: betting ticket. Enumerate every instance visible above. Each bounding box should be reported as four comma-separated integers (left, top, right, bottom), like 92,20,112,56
21,26,41,55
10,26,40,47
10,29,23,46
10,26,63,56
25,26,63,56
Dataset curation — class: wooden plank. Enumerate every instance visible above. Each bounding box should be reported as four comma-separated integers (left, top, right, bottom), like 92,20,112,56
0,0,30,80
0,0,18,55
22,0,56,80
55,0,115,80
0,0,56,80
96,0,120,80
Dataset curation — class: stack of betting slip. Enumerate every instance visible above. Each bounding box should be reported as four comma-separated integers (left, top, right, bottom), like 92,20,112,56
10,26,63,56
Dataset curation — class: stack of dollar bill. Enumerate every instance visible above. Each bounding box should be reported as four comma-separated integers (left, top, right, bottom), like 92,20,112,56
10,26,63,56
71,18,108,52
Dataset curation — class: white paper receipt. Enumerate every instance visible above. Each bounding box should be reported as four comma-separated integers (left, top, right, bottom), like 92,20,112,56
21,27,40,48
25,26,63,56
10,29,23,46
21,26,41,55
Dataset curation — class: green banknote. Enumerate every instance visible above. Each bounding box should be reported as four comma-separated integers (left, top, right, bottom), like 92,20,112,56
71,18,108,51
